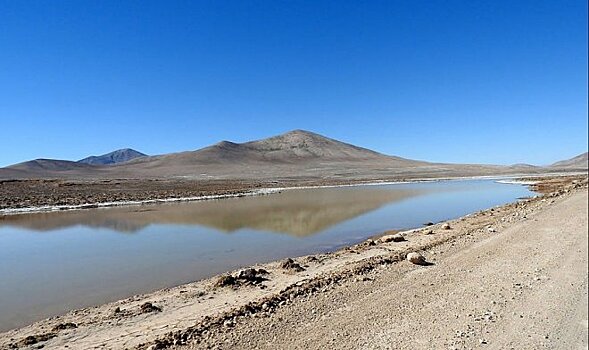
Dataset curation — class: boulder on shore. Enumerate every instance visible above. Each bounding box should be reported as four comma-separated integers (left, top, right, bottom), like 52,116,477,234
381,233,406,243
407,252,427,265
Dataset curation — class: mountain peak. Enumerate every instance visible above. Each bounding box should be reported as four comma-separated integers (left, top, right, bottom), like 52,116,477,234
237,129,385,161
280,129,328,140
213,141,240,148
78,148,147,165
283,129,317,136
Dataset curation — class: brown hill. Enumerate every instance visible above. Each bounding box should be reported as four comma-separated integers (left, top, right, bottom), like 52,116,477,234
108,130,427,178
78,148,147,165
0,130,549,180
2,159,106,179
550,152,588,170
8,159,97,172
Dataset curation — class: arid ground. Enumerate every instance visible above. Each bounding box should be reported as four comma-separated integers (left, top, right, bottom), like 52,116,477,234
1,175,586,350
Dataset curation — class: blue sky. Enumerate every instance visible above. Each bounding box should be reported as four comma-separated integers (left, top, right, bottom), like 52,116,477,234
0,0,587,167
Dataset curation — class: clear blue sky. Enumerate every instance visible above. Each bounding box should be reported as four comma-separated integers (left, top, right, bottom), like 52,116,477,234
0,0,587,167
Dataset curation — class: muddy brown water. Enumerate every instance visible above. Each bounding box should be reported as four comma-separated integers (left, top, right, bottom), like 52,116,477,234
0,179,533,331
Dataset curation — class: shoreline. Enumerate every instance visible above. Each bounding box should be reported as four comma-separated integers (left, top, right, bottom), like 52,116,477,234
0,188,281,216
1,175,586,349
1,172,583,216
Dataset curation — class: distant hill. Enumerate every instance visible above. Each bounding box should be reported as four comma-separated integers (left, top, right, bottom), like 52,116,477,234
0,130,555,180
122,129,415,167
78,148,146,165
7,159,97,172
550,152,588,169
107,129,436,178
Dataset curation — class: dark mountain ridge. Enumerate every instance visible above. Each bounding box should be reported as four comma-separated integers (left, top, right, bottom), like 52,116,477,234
78,148,147,165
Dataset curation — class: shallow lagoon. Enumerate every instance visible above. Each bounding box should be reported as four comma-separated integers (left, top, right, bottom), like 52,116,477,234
0,179,533,331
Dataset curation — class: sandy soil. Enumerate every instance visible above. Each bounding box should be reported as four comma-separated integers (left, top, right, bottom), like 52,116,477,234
0,177,587,350
0,178,262,210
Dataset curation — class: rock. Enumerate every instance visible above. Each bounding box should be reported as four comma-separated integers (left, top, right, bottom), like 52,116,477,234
215,274,237,287
140,302,162,313
407,252,427,265
20,333,57,346
442,223,452,230
381,233,405,242
237,268,269,284
281,258,305,272
22,336,39,346
391,233,405,242
424,222,434,226
147,340,169,350
52,322,77,331
424,229,434,235
487,226,497,233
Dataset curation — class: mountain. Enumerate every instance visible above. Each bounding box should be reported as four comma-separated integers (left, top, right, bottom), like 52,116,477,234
123,130,412,166
550,152,588,169
78,148,146,165
0,130,551,180
3,159,104,178
107,129,432,178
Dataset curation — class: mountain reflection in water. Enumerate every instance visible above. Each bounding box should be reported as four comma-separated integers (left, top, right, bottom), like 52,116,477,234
1,186,428,236
0,180,534,332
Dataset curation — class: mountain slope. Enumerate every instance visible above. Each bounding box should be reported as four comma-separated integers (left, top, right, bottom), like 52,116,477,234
550,152,588,169
78,148,146,165
107,130,431,178
122,130,414,168
2,159,104,179
0,130,552,180
241,129,389,161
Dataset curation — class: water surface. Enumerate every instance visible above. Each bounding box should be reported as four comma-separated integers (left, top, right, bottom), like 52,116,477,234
0,179,532,331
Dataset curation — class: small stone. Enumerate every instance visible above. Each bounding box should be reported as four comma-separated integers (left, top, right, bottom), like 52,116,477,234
237,268,269,284
281,258,305,272
442,223,452,230
407,252,427,265
215,274,236,287
52,322,77,331
140,302,162,313
381,233,405,242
